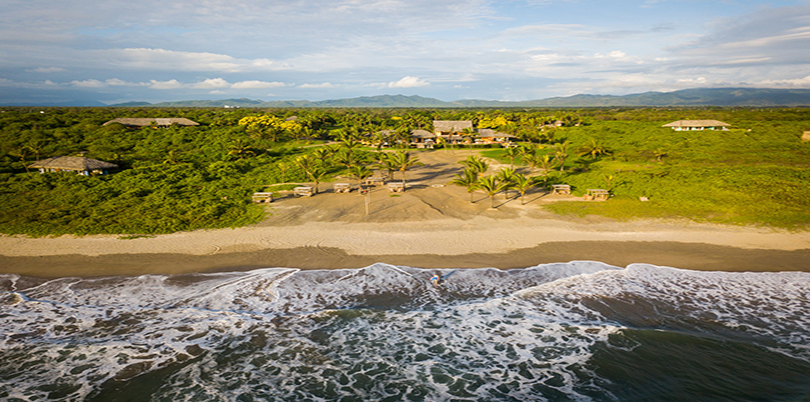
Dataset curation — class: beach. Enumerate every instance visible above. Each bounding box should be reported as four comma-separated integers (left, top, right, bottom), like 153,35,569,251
1,150,808,277
3,151,810,402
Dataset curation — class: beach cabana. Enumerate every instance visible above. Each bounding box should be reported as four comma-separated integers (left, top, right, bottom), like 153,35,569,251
294,186,314,197
662,120,730,131
584,189,610,201
551,184,571,195
252,192,273,203
364,176,386,186
29,156,118,176
334,183,351,193
103,118,200,128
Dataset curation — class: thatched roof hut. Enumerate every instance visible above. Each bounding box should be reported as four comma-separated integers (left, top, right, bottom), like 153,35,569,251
103,118,199,127
411,129,436,139
477,129,516,139
662,120,730,131
433,120,473,134
29,156,118,175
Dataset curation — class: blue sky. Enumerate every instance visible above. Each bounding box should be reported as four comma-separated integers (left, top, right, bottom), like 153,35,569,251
2,0,809,104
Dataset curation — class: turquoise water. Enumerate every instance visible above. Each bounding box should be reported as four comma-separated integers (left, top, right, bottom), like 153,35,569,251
1,262,809,401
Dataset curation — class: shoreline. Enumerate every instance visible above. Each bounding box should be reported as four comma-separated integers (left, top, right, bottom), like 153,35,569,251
2,237,808,278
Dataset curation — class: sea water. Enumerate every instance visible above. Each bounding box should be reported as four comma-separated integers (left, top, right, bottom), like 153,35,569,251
1,262,809,401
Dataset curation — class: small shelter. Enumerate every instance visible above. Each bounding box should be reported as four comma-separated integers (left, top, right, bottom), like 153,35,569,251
364,176,386,186
103,118,200,128
550,184,571,195
802,131,810,142
662,120,730,131
294,186,314,197
584,189,610,201
252,192,273,203
29,156,118,176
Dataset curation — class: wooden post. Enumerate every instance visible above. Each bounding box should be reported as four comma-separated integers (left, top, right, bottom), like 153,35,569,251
363,186,370,215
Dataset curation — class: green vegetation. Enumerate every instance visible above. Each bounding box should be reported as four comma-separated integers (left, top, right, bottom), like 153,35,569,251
1,106,809,236
480,108,810,228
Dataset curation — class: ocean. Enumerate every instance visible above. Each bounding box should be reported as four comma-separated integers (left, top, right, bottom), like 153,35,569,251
1,262,809,401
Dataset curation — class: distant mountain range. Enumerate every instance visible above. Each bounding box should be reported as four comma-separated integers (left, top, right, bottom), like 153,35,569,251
5,88,810,108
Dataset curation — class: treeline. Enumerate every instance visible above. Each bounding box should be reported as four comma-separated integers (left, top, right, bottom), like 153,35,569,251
1,106,809,235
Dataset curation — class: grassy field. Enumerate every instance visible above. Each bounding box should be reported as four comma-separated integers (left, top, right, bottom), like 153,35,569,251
480,112,810,229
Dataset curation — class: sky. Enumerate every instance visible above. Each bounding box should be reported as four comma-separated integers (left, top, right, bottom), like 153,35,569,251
2,0,810,104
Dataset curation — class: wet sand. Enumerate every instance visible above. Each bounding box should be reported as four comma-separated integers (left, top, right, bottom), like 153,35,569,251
1,241,809,278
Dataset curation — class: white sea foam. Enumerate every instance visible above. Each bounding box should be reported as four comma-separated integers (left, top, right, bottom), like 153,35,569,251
1,262,808,401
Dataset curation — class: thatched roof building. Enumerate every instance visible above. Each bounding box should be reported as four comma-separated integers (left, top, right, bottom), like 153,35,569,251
433,120,473,134
103,118,199,127
411,129,436,139
29,156,118,175
662,120,730,131
477,129,516,144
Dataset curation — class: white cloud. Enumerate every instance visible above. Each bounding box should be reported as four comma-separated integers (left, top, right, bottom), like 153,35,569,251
387,76,429,88
104,78,138,86
71,79,106,88
192,78,231,89
148,79,183,89
758,75,810,88
299,82,336,88
231,80,287,89
95,48,286,73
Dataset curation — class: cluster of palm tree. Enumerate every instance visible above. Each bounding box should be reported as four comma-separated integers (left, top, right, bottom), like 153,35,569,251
292,134,423,195
450,155,535,208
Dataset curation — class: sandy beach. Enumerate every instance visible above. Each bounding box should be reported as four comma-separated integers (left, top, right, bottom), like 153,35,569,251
2,150,809,277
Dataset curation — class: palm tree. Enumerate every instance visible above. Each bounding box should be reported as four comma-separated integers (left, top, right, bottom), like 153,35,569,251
512,174,534,205
475,175,507,209
375,152,398,180
553,142,570,172
496,167,517,199
228,139,255,159
296,155,325,194
537,154,556,176
577,139,611,159
390,150,423,191
278,162,289,183
504,145,521,168
461,127,477,149
350,165,373,193
334,148,365,172
312,146,333,163
450,168,479,203
459,155,488,176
